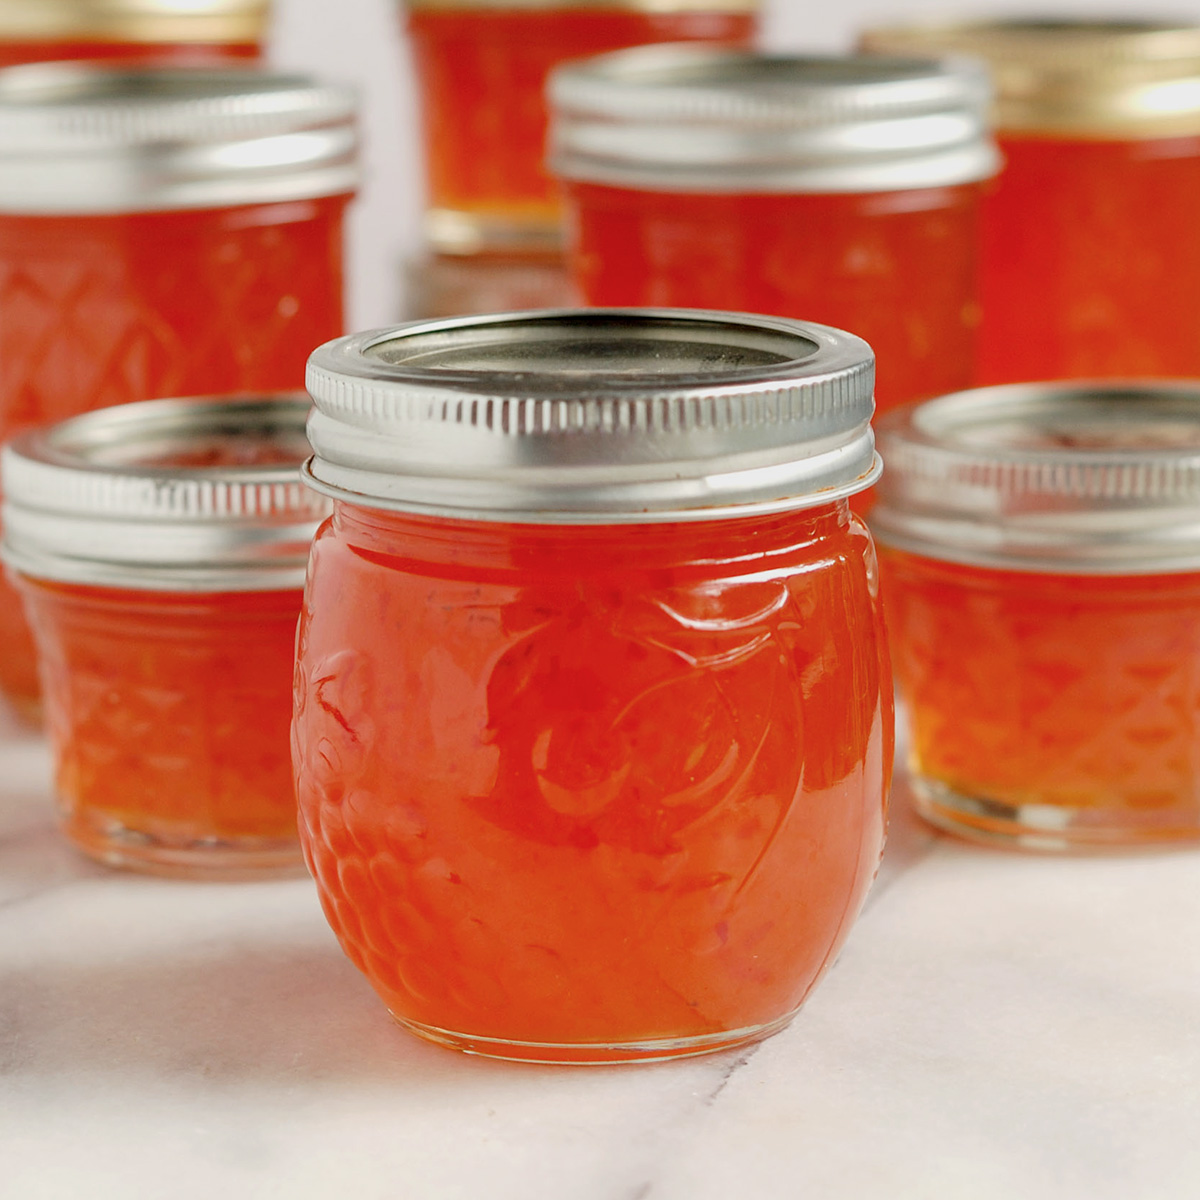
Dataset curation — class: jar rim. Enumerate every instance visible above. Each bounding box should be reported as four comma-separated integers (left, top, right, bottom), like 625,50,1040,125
548,45,999,193
861,18,1200,138
0,0,269,42
872,381,1200,574
1,393,329,590
303,308,880,523
0,62,358,213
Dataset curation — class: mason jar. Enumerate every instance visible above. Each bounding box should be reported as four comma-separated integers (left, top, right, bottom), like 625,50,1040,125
0,62,356,716
1,395,328,876
861,19,1200,385
0,0,271,67
295,308,892,1063
873,382,1200,851
402,0,758,256
550,47,998,415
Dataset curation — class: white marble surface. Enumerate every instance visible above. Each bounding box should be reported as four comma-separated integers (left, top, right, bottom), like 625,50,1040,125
3,704,1199,1199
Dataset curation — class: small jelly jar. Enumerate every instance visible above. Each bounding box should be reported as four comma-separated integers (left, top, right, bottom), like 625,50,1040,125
860,19,1200,385
0,62,356,717
402,0,758,255
0,0,270,68
402,251,577,320
550,47,998,415
872,382,1200,851
295,309,892,1063
0,394,329,876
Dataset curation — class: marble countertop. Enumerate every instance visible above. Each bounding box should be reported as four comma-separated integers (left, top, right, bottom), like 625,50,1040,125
3,707,1198,1200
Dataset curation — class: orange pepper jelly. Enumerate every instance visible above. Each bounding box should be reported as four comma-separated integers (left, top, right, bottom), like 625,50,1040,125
872,382,1200,851
860,19,1200,385
549,48,998,417
297,309,892,1063
0,62,357,718
0,395,330,877
403,0,758,255
0,0,270,67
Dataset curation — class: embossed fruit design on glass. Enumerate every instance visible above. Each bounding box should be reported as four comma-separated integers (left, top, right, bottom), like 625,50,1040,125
550,48,998,417
0,63,357,718
873,382,1200,850
294,309,892,1063
861,19,1200,385
403,0,758,256
0,0,271,68
1,395,328,876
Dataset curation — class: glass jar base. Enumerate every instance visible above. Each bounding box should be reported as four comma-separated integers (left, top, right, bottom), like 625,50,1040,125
425,207,564,257
61,810,307,880
911,774,1200,852
391,1009,800,1065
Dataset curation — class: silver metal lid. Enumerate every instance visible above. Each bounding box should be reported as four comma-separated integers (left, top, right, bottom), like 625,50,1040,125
0,62,358,214
304,308,879,523
1,394,330,590
548,45,999,193
872,382,1200,574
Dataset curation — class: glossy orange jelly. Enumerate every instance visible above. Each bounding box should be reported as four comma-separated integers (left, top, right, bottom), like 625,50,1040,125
295,505,890,1059
296,308,888,1061
858,19,1200,387
20,581,304,873
883,554,1200,846
0,40,258,67
977,135,1200,384
872,380,1200,850
404,3,756,251
0,65,357,719
568,182,986,415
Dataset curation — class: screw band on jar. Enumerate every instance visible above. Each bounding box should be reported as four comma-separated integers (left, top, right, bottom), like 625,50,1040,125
871,382,1200,574
0,0,270,43
0,62,358,213
861,19,1200,139
303,308,880,522
1,394,330,591
549,45,999,193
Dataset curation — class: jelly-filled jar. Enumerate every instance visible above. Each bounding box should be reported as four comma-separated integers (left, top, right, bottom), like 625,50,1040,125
0,62,357,717
295,308,892,1064
403,0,758,256
0,0,270,68
550,47,998,416
0,395,329,877
860,19,1200,385
873,382,1200,851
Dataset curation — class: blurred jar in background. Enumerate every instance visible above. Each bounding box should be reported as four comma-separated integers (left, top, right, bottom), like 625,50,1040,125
0,0,270,67
1,395,327,876
402,0,758,258
0,62,357,718
873,381,1200,851
861,19,1200,385
402,251,577,319
550,47,998,417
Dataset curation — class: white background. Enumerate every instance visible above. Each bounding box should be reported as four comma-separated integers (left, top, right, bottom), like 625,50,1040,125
268,0,1200,330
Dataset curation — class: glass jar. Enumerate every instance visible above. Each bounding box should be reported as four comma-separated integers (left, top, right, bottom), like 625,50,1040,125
860,19,1200,385
0,0,270,67
402,251,577,319
403,0,758,256
872,382,1200,851
1,394,328,876
0,62,357,717
550,47,998,416
296,308,892,1063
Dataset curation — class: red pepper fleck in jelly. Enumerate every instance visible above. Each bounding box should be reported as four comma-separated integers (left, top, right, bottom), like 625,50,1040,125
295,309,891,1062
